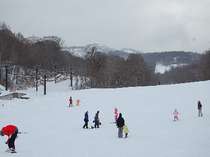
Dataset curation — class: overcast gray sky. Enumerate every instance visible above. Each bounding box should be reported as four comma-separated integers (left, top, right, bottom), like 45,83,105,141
0,0,210,53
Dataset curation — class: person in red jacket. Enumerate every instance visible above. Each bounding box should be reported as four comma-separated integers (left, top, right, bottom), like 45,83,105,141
0,125,18,152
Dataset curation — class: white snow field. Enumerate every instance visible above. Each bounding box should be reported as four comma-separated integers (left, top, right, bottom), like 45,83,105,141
0,80,210,157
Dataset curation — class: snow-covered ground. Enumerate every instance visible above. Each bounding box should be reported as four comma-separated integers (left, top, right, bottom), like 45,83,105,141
0,80,210,157
155,63,187,74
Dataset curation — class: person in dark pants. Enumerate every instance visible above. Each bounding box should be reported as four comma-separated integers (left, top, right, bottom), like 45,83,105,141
198,100,203,117
0,125,18,152
69,96,73,107
83,111,89,129
94,111,100,128
116,113,125,138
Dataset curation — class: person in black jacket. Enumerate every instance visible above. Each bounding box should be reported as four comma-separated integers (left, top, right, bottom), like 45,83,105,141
197,101,203,117
94,111,100,128
69,96,73,107
83,111,89,129
116,113,125,138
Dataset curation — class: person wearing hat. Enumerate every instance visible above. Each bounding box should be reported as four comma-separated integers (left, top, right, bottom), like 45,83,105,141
0,124,18,152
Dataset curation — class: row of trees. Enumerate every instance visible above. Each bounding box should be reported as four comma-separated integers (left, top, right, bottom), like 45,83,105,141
86,47,153,88
157,50,210,84
0,23,84,70
0,22,209,89
200,51,210,80
0,23,153,89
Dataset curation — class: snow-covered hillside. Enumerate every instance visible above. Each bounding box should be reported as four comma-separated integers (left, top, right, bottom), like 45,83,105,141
27,36,61,44
62,43,115,58
0,81,210,157
62,43,141,59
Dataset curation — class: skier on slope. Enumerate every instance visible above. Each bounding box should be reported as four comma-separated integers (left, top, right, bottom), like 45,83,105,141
116,113,125,138
197,100,203,117
93,111,100,128
83,111,89,129
0,124,18,153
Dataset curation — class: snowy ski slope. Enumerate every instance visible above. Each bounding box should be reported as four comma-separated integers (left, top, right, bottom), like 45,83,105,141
0,80,210,157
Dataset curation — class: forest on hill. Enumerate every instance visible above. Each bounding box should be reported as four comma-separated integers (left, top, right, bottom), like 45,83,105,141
0,23,210,90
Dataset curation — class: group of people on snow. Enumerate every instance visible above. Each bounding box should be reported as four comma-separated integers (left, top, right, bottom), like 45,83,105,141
83,110,101,129
82,110,129,138
173,100,203,121
0,100,204,152
116,113,129,138
68,96,80,107
114,108,129,138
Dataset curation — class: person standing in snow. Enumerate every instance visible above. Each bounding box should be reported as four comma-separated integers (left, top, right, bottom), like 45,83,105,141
94,111,100,128
116,113,125,138
69,96,73,107
76,99,80,106
83,111,89,129
0,124,18,152
173,109,179,121
197,100,203,117
114,108,119,122
123,124,129,138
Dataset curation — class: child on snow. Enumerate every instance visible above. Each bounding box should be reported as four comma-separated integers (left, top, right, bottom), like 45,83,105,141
123,124,129,138
114,108,119,122
76,99,80,106
69,96,73,107
173,109,179,121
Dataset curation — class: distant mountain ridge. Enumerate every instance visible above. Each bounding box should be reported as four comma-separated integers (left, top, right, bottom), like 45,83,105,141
27,36,62,44
62,43,134,59
63,43,201,70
